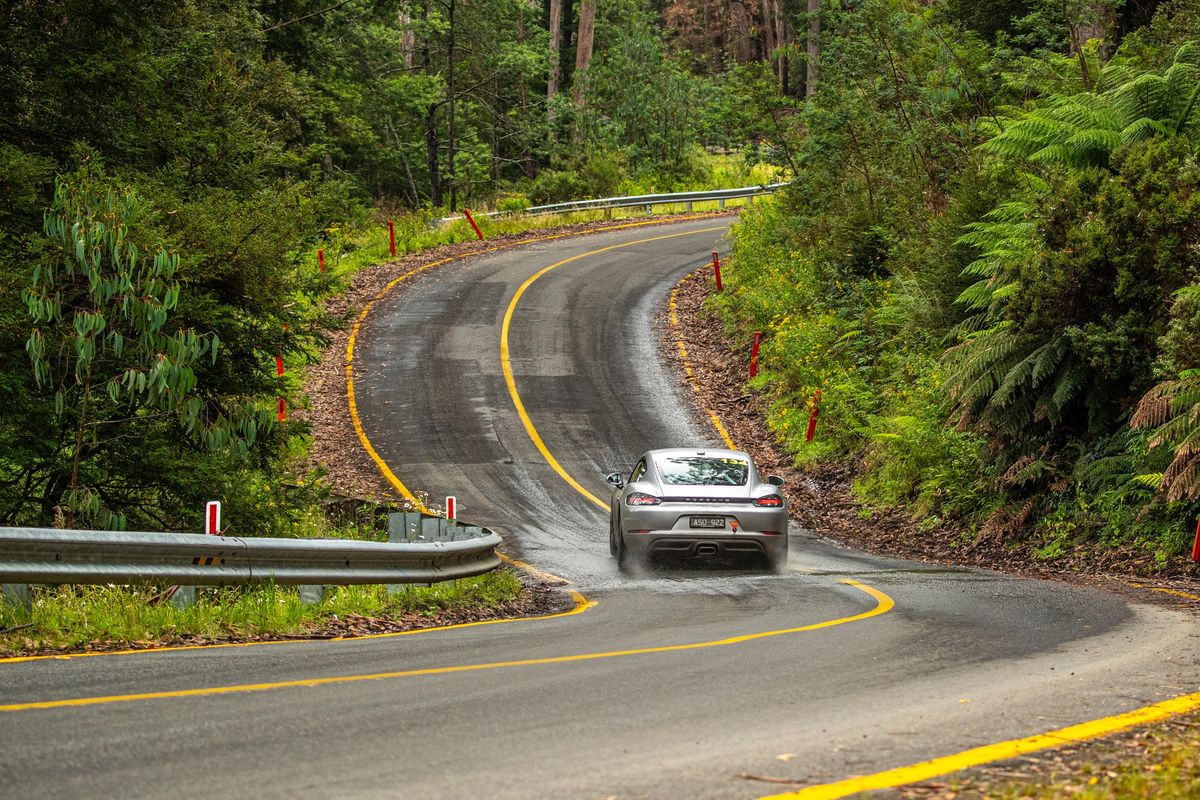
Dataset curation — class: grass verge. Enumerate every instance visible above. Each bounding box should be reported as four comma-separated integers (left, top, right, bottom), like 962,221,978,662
0,569,524,656
898,711,1200,799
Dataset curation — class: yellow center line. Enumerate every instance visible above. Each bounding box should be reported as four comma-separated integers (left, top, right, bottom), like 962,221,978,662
500,227,728,510
2,579,892,713
761,689,1200,800
346,217,723,513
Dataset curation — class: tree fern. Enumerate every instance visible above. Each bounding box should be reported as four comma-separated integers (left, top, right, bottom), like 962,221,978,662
1131,375,1200,501
982,40,1200,172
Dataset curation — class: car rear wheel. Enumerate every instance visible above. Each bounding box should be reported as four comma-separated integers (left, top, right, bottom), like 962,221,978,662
767,549,788,574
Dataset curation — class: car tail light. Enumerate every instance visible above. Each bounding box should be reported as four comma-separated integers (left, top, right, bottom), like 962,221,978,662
753,494,784,507
626,492,661,506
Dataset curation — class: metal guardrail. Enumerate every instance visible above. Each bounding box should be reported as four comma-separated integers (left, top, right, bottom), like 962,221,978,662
0,521,501,588
437,182,788,225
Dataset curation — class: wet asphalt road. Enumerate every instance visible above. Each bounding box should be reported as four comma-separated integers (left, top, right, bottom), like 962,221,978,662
2,217,1198,799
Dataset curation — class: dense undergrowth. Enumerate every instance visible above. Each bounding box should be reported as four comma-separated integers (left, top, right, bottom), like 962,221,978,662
711,1,1200,569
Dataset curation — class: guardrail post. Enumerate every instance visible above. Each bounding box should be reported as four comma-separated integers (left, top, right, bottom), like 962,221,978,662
644,204,653,214
388,511,423,542
686,201,693,212
1,582,32,611
171,585,196,610
299,585,325,605
718,198,726,210
387,511,423,595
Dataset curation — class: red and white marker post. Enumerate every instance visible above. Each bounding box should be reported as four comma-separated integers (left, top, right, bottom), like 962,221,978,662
748,331,763,378
205,501,222,535
318,248,325,273
388,219,397,257
805,389,823,443
712,250,723,292
1191,517,1200,562
445,496,457,521
462,209,485,240
275,348,287,422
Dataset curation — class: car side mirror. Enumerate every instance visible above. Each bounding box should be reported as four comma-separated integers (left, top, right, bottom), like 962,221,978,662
767,475,785,487
605,472,625,489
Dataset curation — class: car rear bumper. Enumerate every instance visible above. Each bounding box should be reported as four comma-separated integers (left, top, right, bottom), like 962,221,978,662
622,530,787,560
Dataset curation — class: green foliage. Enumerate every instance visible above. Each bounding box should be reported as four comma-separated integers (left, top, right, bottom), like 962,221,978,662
19,171,272,529
983,42,1200,170
712,2,1200,561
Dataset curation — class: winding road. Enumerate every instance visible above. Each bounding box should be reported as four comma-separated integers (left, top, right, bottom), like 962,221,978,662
2,216,1198,799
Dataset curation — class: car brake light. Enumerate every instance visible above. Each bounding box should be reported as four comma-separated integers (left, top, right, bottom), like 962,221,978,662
753,494,784,507
626,492,661,506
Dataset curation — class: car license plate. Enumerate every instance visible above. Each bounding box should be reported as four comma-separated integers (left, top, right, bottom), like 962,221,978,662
690,516,726,529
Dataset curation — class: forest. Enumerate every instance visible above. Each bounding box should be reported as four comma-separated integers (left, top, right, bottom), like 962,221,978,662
711,0,1200,565
1,0,1198,568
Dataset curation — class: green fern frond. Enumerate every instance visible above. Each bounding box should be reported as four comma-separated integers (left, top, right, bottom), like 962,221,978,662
1172,41,1200,68
1130,472,1165,488
1050,361,1087,412
1063,128,1123,154
992,346,1041,407
955,279,995,310
1107,74,1168,124
1031,335,1068,385
1048,96,1118,131
1120,117,1174,145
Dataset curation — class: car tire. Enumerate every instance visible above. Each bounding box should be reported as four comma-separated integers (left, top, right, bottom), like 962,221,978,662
616,531,631,571
767,549,788,574
608,515,618,556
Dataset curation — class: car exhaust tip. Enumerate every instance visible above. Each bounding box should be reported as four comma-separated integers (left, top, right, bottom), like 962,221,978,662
696,544,719,557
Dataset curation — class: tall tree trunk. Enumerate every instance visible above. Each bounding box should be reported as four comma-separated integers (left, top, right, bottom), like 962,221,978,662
547,0,562,141
548,0,562,102
573,0,595,105
420,0,440,205
572,0,595,106
518,2,534,177
399,8,414,70
760,0,776,64
806,0,819,98
773,0,789,94
447,0,458,211
426,104,442,207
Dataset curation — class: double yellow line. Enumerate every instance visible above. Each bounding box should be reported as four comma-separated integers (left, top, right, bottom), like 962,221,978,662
498,226,728,511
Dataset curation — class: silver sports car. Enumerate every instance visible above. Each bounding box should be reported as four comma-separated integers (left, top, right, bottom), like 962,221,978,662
605,448,789,572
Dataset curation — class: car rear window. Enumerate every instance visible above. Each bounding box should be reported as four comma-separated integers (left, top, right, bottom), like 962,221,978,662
656,456,749,486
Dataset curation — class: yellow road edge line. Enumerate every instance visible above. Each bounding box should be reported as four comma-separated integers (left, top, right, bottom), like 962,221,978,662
497,551,572,586
0,579,890,713
0,584,592,666
757,689,1200,800
1152,587,1200,602
500,227,728,510
668,273,737,449
1122,581,1200,603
